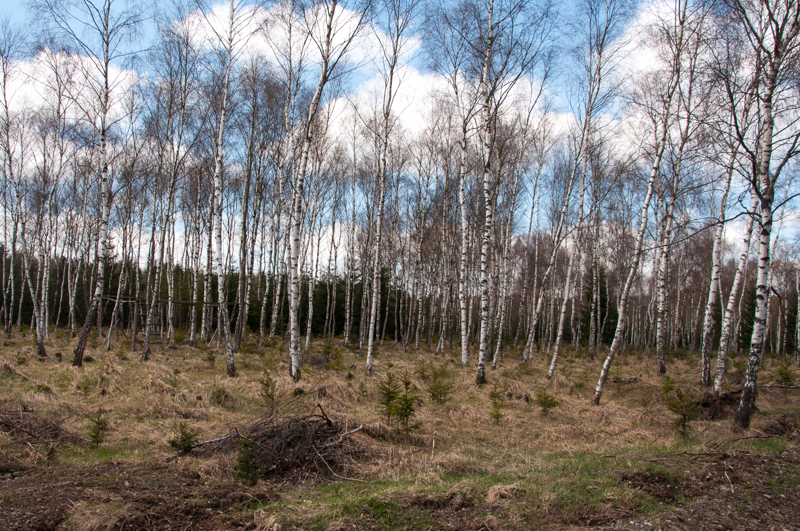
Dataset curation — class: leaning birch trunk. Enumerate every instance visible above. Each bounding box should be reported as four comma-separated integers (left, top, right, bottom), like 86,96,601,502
20,229,46,359
72,127,111,366
592,168,657,404
548,112,592,378
592,0,689,402
735,182,773,427
700,151,737,385
593,122,672,402
288,0,343,381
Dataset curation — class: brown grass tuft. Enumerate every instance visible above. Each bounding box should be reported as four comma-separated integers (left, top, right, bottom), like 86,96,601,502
64,501,128,531
432,452,484,476
485,483,524,505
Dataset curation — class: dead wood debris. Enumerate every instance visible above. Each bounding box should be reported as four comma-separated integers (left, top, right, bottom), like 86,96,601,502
0,401,80,446
193,404,378,481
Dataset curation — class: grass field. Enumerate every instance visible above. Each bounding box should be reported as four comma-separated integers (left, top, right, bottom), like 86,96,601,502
1,330,799,530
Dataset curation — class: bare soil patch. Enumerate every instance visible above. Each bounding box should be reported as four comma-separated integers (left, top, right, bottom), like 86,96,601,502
0,461,279,531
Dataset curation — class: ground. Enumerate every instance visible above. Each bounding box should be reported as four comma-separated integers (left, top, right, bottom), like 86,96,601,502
1,330,799,530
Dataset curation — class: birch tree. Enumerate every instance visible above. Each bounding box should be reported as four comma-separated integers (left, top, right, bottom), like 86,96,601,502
457,0,553,384
364,0,417,375
141,13,202,359
593,0,691,404
32,0,144,367
724,0,800,428
195,0,261,376
0,20,24,338
547,0,628,379
287,0,369,381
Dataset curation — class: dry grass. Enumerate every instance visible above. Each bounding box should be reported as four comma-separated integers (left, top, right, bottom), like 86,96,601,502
1,330,799,530
3,333,796,464
63,501,129,531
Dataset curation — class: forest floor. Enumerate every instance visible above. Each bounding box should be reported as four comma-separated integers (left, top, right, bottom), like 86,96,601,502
1,330,799,530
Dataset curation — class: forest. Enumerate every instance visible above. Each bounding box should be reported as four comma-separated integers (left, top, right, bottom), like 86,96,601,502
1,0,800,529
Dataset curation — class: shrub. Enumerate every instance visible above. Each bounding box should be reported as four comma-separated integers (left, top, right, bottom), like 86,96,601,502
236,435,261,486
534,389,559,416
661,376,676,397
173,329,187,344
321,339,344,371
377,372,401,423
776,359,796,389
665,388,701,440
239,340,259,354
489,385,505,424
87,409,109,448
168,422,200,455
211,383,229,406
258,372,281,414
391,370,420,438
428,366,454,404
415,361,432,381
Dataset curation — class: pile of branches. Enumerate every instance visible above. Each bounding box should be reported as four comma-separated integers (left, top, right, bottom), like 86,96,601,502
194,405,372,481
0,402,78,446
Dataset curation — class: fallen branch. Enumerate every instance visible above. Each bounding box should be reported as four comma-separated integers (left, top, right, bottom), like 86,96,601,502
730,434,772,442
320,425,363,449
725,471,734,494
1,363,30,380
312,446,367,483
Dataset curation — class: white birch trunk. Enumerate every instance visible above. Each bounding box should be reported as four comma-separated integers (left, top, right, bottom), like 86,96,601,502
701,153,737,385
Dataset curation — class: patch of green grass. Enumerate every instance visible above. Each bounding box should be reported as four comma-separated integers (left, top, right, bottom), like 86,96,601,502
59,446,125,466
745,436,789,453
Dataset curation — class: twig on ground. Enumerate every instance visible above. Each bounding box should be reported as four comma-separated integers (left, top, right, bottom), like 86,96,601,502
724,471,734,494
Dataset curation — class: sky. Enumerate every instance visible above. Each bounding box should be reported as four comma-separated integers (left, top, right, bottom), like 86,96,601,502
3,0,797,259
